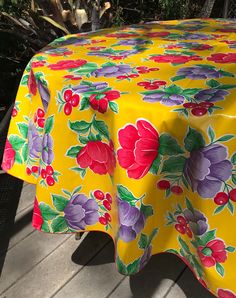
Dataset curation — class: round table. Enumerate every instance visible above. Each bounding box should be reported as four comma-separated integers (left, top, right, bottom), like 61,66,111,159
2,18,236,298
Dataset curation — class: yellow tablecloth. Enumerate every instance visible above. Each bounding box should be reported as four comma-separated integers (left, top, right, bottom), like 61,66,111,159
2,18,236,297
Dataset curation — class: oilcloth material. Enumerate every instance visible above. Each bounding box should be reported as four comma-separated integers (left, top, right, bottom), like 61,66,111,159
2,18,236,298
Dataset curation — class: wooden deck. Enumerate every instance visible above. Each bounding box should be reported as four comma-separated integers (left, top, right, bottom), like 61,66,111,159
0,183,215,298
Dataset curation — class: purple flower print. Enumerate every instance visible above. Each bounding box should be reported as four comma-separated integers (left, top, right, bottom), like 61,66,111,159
28,121,42,158
53,37,89,46
184,144,232,198
139,245,152,270
64,194,99,230
183,209,208,235
117,39,149,46
73,82,108,93
177,66,222,79
92,64,132,78
42,133,54,164
45,47,69,55
118,200,145,242
194,89,229,103
38,80,50,112
143,92,184,106
182,33,210,40
88,49,138,57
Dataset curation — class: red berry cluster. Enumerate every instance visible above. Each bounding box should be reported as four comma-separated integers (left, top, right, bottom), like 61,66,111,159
31,61,46,68
93,190,112,225
175,215,193,238
40,165,55,186
63,89,80,115
137,80,166,90
136,66,160,74
34,108,45,128
91,39,106,44
63,75,82,81
117,74,140,80
26,166,39,176
183,102,214,117
12,107,18,117
214,190,236,205
87,46,106,51
157,180,183,195
110,55,126,60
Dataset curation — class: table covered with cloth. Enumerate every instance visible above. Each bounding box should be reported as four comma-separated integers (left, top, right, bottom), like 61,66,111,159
2,18,236,297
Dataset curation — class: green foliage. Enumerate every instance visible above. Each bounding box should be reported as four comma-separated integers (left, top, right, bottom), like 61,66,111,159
0,0,30,16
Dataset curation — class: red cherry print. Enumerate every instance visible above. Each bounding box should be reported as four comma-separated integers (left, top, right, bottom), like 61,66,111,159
12,108,17,117
186,227,193,238
191,107,208,116
31,166,39,173
99,216,108,225
64,75,74,79
198,102,214,108
64,102,72,115
37,108,45,118
176,215,187,226
175,223,186,234
153,80,166,85
94,190,105,200
183,102,198,108
144,85,159,90
71,76,82,81
71,94,80,107
117,75,128,79
37,118,45,128
171,185,183,195
129,74,139,78
104,212,111,222
137,82,151,87
46,175,55,186
214,192,229,205
46,165,54,175
148,67,160,71
26,167,31,175
157,180,170,190
103,200,111,211
138,69,150,74
64,90,73,102
41,169,47,179
105,193,112,203
136,66,148,71
229,189,236,202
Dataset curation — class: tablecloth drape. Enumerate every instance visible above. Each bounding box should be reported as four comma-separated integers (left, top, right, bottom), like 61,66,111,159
2,18,236,297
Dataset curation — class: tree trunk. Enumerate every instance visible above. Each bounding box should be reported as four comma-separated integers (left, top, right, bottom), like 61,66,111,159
199,0,216,17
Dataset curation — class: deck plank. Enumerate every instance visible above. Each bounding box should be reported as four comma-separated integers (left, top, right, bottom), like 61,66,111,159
16,184,35,215
53,241,124,298
2,232,111,298
0,231,70,295
108,253,186,298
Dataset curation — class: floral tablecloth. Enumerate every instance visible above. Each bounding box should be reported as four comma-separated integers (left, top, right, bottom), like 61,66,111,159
2,18,236,297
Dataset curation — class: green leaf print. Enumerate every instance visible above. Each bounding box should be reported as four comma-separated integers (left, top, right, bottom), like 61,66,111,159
126,258,141,274
116,256,128,274
66,146,83,158
161,156,186,173
140,203,153,219
51,216,68,233
184,127,205,152
149,155,161,175
44,115,54,134
17,123,28,139
159,134,184,156
39,203,59,220
138,234,149,249
9,135,25,150
216,263,224,277
69,120,91,134
93,119,109,140
52,195,69,212
117,185,138,203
